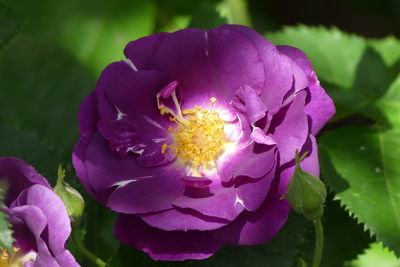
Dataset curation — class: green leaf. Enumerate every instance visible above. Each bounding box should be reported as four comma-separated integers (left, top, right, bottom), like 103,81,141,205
0,3,18,49
266,26,366,89
320,126,400,256
369,37,400,67
345,242,400,267
266,26,397,123
0,185,14,251
3,0,155,77
377,74,400,128
0,36,94,163
59,0,156,77
189,2,227,30
320,197,372,267
0,119,59,184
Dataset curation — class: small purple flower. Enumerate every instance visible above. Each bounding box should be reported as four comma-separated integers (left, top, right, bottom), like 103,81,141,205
0,158,80,267
73,25,335,261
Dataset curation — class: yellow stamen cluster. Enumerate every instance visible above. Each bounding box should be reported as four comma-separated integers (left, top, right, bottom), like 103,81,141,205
160,97,226,176
0,247,27,267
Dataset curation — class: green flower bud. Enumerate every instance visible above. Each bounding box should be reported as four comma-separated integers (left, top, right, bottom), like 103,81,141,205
287,151,327,221
54,166,85,221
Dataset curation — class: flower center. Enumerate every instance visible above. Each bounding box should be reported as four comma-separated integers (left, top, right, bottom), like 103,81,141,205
0,247,35,267
159,94,226,176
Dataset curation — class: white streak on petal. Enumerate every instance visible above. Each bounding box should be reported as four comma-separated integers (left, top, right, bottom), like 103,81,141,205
152,138,167,143
235,195,244,207
143,115,165,130
124,59,138,71
136,149,144,155
116,107,126,120
113,176,153,188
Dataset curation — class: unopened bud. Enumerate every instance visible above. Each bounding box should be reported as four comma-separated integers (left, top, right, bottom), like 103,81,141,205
54,166,84,221
287,151,327,221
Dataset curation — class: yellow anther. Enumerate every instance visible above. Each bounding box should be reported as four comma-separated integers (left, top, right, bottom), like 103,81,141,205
0,246,26,267
158,94,227,177
161,144,168,154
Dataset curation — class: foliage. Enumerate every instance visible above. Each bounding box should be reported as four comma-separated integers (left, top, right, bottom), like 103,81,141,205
0,0,400,266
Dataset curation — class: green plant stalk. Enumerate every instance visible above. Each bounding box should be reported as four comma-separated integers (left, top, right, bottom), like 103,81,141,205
71,225,106,267
312,219,324,267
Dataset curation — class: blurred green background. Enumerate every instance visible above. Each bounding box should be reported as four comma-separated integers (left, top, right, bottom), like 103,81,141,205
1,0,400,266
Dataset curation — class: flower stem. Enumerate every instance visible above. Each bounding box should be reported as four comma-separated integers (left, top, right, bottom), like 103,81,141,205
312,219,324,267
71,225,106,267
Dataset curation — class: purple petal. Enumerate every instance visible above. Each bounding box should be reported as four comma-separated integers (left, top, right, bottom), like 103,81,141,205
173,183,244,222
250,127,276,145
234,84,267,124
115,214,222,261
107,176,185,214
0,158,50,206
124,32,169,70
207,26,266,97
140,208,229,231
236,170,276,212
77,91,98,138
54,250,80,267
213,25,294,113
268,90,308,164
24,185,71,255
8,205,60,266
82,134,185,213
96,61,134,121
217,144,277,182
72,138,101,204
277,46,335,135
150,29,215,106
211,180,290,245
181,176,212,188
277,46,313,75
97,68,176,166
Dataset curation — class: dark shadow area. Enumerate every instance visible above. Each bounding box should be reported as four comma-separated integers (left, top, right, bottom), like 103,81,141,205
250,0,400,38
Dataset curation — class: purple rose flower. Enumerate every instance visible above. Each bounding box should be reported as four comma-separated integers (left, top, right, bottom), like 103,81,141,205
0,158,80,267
73,25,335,261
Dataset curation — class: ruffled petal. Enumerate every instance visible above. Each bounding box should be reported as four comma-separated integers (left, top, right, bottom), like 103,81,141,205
206,26,266,98
277,46,335,135
269,90,308,164
217,144,277,182
23,185,71,255
173,182,244,222
124,32,169,70
72,138,101,203
8,205,60,267
211,179,290,245
212,25,294,113
234,84,267,124
77,91,98,138
82,134,185,213
54,250,80,267
140,208,229,231
107,176,185,214
236,169,276,212
0,158,50,206
97,68,176,166
96,61,134,121
115,214,222,261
